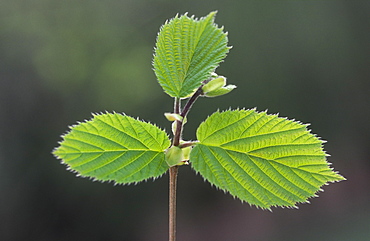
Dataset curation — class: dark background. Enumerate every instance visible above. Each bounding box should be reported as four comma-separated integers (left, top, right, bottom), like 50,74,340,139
1,1,369,240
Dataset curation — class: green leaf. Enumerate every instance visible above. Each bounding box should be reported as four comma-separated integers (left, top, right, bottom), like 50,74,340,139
153,11,230,98
202,76,226,93
53,113,171,184
204,84,236,97
190,109,345,209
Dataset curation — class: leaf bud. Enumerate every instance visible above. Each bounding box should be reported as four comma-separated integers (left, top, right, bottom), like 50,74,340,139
165,146,184,167
171,116,187,136
171,121,177,136
202,76,226,93
205,84,237,97
182,146,192,161
164,113,183,122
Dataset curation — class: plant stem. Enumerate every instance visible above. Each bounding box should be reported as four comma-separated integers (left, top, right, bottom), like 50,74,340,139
173,97,182,147
181,88,203,118
169,90,203,240
173,88,204,147
169,166,179,241
169,97,181,241
174,97,181,114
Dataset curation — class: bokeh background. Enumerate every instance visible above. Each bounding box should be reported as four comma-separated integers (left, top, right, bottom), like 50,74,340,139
1,1,369,240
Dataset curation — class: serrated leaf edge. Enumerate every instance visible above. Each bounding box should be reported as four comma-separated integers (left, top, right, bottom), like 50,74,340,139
191,108,345,209
52,111,171,186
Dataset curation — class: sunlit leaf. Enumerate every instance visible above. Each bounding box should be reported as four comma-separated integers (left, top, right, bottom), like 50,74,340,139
190,109,345,209
153,11,230,98
53,113,171,184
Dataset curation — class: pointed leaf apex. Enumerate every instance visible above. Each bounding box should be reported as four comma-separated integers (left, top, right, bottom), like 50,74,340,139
191,109,345,209
153,11,230,98
53,112,171,185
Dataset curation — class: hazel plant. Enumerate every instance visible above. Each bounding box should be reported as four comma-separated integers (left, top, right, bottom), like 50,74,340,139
53,11,345,240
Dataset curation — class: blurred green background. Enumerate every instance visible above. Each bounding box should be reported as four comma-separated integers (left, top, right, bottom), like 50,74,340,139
1,0,369,240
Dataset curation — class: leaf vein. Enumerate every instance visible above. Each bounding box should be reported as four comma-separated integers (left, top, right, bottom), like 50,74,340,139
96,117,151,149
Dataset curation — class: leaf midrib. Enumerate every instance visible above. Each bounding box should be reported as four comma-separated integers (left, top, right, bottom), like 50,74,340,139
209,147,302,206
202,124,306,146
178,15,211,95
60,149,162,154
196,144,331,178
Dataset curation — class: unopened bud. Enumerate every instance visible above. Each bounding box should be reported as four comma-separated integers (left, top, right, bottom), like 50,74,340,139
171,121,177,135
165,146,184,167
164,113,183,122
202,76,226,93
205,84,237,97
182,146,192,161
